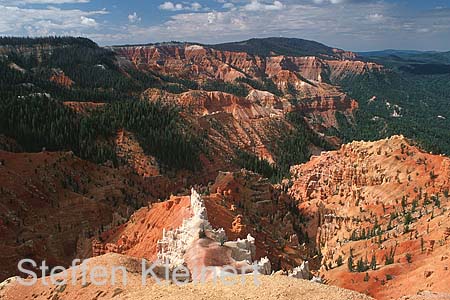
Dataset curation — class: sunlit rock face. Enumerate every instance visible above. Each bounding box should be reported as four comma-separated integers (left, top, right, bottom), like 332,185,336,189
115,43,377,132
287,135,450,299
156,189,271,280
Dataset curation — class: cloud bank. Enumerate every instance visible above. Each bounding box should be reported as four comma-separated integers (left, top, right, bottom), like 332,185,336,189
0,0,449,51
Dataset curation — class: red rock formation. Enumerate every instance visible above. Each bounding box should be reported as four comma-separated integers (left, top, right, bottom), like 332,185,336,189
63,101,105,113
92,169,310,271
115,129,159,177
116,43,375,132
92,195,192,261
144,89,286,120
49,69,74,87
287,135,450,299
231,215,246,234
114,44,380,84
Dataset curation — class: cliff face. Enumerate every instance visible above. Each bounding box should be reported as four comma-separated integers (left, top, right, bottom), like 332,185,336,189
113,43,376,133
3,135,449,299
143,89,286,120
144,88,291,166
141,75,357,169
48,135,450,299
91,195,192,261
92,170,308,272
287,135,450,299
113,44,380,84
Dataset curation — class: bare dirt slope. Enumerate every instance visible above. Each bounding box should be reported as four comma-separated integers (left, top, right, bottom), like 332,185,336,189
0,253,373,300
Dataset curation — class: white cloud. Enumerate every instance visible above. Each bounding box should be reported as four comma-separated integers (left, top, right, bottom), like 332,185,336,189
191,2,202,11
1,0,450,51
159,2,183,11
100,0,445,50
80,16,97,26
0,5,106,35
159,1,203,11
222,3,235,10
243,0,284,11
417,28,430,33
128,12,141,23
367,13,384,22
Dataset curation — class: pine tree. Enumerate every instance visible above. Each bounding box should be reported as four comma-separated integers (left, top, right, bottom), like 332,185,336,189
347,256,354,272
337,255,344,267
370,254,377,270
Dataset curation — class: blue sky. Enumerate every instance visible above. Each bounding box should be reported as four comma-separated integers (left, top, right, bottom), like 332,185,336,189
0,0,449,51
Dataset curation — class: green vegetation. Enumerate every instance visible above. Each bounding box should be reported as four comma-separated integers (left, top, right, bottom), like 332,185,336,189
0,37,203,171
211,37,342,59
347,248,355,272
233,150,279,181
334,68,450,157
337,255,344,267
370,254,377,270
356,257,370,272
405,253,412,263
384,246,396,265
274,111,333,178
234,111,332,182
0,40,160,103
3,36,450,184
0,36,97,47
236,77,282,96
0,95,200,170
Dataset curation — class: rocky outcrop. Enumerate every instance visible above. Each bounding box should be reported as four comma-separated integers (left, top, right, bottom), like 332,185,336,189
113,44,381,85
156,189,226,268
289,261,311,280
116,43,374,132
115,129,159,177
155,189,272,278
144,88,292,166
144,89,285,120
205,170,312,270
91,195,192,260
49,69,74,87
123,43,371,173
93,188,272,280
287,135,450,299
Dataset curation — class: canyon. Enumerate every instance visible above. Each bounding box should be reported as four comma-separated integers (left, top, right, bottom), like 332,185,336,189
2,135,449,299
1,37,449,299
115,42,369,133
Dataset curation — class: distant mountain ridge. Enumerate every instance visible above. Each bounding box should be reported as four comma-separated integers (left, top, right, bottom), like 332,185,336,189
112,37,358,60
358,49,437,57
359,49,450,64
207,37,357,60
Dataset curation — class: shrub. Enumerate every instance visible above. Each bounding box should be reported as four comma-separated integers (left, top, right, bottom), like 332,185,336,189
337,255,344,267
405,253,412,263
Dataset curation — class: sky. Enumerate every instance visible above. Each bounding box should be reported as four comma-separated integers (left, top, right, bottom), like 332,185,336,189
0,0,449,51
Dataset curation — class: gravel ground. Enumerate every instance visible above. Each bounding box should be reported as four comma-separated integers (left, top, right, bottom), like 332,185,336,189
1,253,374,300
125,274,374,300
